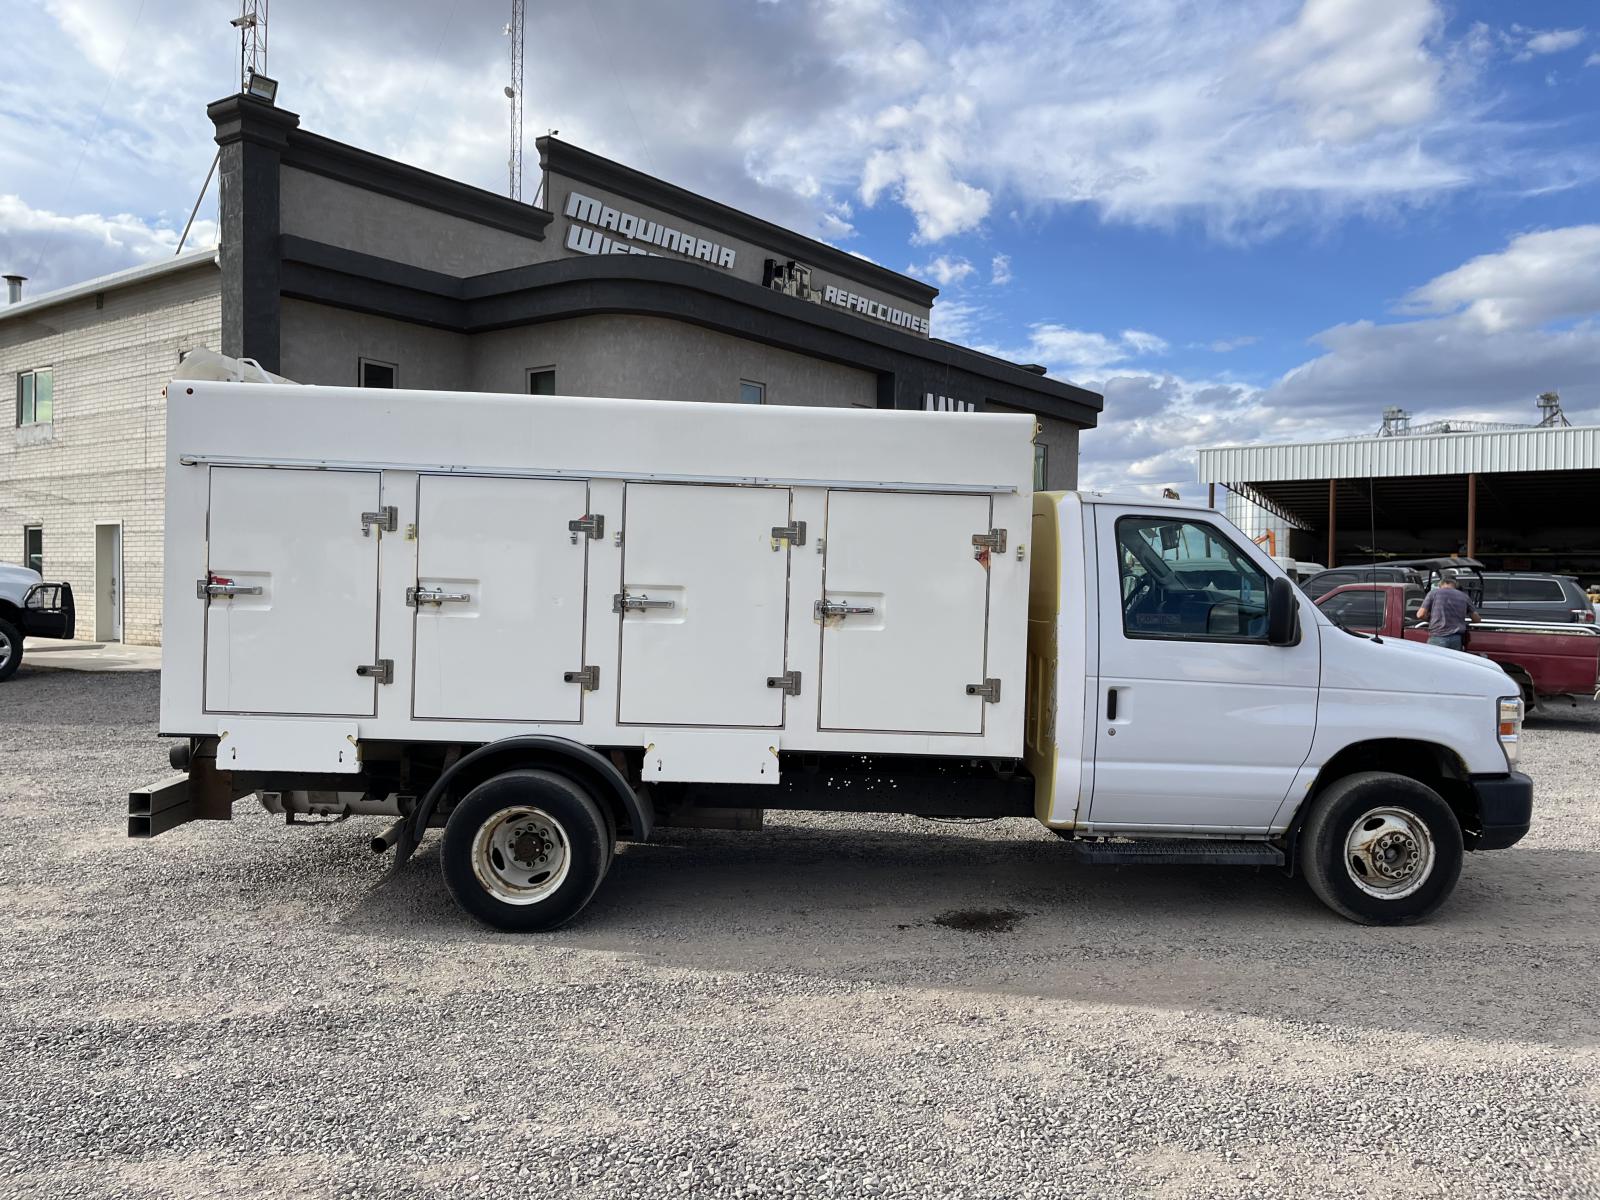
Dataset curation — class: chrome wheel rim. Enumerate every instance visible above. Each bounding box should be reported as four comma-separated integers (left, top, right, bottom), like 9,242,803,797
0,627,12,670
1344,806,1435,899
470,806,571,906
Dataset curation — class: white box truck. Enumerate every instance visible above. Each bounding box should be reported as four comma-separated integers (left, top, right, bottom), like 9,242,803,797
134,368,1532,930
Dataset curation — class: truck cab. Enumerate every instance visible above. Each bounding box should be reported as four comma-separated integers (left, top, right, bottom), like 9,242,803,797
0,562,76,682
1028,493,1530,922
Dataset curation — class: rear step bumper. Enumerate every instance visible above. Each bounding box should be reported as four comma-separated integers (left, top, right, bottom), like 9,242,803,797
128,775,194,838
129,740,241,837
1063,839,1285,866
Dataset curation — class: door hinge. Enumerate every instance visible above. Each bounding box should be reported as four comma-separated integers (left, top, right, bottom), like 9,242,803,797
356,660,394,685
568,513,605,543
361,506,398,537
766,670,801,696
563,665,600,691
972,528,1007,555
965,677,1002,703
770,520,807,548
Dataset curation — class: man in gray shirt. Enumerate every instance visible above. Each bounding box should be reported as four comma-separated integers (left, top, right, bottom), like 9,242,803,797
1416,577,1478,650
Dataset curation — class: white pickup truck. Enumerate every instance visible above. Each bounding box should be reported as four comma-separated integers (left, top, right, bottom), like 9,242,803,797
133,368,1531,930
0,562,75,681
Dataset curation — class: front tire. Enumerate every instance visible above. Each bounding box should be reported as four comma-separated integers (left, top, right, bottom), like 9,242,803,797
1298,771,1463,925
0,617,22,682
442,769,612,932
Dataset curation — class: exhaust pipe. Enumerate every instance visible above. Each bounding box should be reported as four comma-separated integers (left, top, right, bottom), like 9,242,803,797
371,819,406,854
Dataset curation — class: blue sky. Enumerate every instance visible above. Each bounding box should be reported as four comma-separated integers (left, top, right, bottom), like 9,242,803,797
3,0,1599,491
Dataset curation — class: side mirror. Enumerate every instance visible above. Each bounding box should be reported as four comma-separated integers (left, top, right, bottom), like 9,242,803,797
1268,576,1299,645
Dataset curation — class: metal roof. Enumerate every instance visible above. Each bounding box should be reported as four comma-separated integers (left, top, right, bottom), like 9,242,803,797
1196,424,1600,484
0,248,218,325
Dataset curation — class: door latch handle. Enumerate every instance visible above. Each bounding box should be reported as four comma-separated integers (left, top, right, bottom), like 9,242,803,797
196,580,262,599
406,587,471,607
1106,689,1119,721
613,592,675,613
815,600,875,619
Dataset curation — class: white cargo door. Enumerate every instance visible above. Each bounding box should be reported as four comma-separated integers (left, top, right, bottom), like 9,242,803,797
617,483,791,727
819,491,992,734
204,467,381,716
412,475,590,722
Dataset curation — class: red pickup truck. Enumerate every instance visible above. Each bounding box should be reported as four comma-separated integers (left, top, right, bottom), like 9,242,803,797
1316,582,1600,705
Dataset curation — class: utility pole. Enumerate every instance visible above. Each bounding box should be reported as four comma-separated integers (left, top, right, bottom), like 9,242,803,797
505,0,525,201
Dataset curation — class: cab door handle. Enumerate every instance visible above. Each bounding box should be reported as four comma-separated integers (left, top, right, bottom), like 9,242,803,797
1106,689,1119,721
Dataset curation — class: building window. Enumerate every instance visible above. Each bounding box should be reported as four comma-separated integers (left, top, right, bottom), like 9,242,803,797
23,526,43,574
359,358,397,388
739,380,765,405
527,367,556,395
16,367,53,426
1033,443,1048,491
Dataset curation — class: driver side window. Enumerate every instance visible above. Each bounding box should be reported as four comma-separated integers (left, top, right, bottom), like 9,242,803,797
1116,516,1271,641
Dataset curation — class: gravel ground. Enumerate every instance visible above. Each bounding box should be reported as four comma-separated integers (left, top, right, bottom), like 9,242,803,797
2,667,1598,1199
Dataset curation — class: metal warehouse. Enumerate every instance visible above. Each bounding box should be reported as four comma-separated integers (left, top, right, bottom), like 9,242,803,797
1197,414,1600,578
1,91,1102,647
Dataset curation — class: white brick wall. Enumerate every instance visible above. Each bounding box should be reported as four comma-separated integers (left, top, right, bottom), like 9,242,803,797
0,262,221,646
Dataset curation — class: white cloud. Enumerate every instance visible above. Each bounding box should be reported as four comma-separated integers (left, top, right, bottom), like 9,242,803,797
1207,335,1260,352
1397,225,1600,331
905,254,974,286
0,195,217,294
11,0,1576,275
990,253,1012,285
1257,0,1444,143
1076,224,1600,495
928,298,986,342
986,325,1169,374
1516,27,1585,60
1588,52,1600,67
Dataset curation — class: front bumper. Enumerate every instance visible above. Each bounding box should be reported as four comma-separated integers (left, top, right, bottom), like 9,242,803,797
1468,771,1533,850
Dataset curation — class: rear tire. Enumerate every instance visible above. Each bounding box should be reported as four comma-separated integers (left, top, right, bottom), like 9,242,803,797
1298,771,1463,925
442,769,611,932
0,617,22,682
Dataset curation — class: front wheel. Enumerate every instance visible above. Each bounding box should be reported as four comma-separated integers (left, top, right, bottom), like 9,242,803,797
1298,771,1463,925
0,617,22,682
441,769,613,932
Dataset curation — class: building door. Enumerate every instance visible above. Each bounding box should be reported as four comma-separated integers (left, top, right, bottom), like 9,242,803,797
818,490,992,734
1088,505,1319,832
412,475,590,722
617,483,792,727
94,523,122,643
203,467,382,716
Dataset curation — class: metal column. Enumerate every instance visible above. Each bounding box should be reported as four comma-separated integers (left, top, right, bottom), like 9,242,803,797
1466,473,1477,558
1326,479,1337,568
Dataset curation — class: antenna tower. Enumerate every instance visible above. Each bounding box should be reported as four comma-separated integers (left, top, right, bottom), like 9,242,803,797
505,1,525,201
235,0,268,88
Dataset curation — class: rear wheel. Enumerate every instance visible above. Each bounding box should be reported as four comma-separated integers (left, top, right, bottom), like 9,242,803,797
442,769,612,931
1298,771,1463,925
0,617,22,682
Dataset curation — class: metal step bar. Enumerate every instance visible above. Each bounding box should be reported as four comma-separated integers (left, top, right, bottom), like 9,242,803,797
1062,839,1285,866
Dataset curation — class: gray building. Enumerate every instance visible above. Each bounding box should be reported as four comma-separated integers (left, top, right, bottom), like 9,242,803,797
3,91,1102,646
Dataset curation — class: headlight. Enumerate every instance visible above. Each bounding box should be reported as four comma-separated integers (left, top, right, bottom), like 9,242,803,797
1498,696,1524,767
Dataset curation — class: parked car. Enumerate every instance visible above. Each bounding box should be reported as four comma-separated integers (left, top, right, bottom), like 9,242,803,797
0,562,77,681
1299,564,1423,600
1316,582,1600,705
1477,573,1595,625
